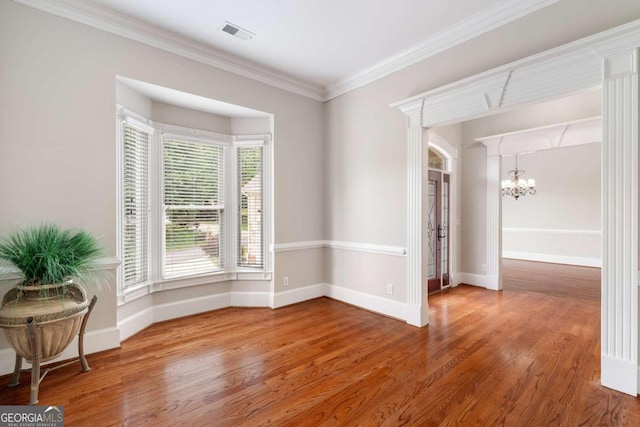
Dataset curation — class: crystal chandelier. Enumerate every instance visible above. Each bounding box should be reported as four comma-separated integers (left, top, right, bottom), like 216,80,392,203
501,154,536,200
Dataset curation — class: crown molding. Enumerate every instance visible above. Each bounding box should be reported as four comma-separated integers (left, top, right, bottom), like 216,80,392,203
14,0,325,101
15,0,560,103
324,0,559,101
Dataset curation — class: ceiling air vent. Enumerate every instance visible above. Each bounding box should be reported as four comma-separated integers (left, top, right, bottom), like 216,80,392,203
221,22,255,41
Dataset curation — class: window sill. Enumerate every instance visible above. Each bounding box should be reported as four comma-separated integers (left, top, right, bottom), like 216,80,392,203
117,270,273,306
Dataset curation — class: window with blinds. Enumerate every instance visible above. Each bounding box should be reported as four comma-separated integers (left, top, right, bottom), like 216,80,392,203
122,122,150,288
163,137,225,278
238,146,263,268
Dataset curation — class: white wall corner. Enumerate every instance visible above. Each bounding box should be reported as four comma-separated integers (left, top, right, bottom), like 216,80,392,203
271,283,326,309
602,355,638,395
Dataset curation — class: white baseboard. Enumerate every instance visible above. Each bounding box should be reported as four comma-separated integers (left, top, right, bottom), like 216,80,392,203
118,291,274,341
229,291,271,308
503,251,601,268
119,306,154,342
405,304,430,327
325,284,406,320
117,283,414,353
271,284,326,309
458,272,500,290
0,327,121,376
154,292,231,323
602,354,637,396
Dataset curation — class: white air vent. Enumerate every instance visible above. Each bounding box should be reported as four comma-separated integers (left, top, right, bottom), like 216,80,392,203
221,22,255,41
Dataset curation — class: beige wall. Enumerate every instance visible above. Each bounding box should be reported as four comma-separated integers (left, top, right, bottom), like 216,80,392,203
322,0,638,297
0,1,324,354
151,101,232,134
502,143,601,263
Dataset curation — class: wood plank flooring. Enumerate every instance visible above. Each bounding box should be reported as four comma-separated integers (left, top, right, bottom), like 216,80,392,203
1,261,639,426
502,258,600,302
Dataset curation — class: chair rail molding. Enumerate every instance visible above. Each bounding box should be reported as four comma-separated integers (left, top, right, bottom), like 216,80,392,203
273,240,407,257
393,19,640,396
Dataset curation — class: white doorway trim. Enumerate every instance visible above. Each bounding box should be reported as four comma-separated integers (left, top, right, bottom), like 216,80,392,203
392,19,640,395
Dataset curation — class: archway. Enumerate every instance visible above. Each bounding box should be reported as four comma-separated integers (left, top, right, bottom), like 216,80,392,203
393,26,640,396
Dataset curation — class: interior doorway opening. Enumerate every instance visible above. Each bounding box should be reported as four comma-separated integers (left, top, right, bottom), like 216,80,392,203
424,141,457,296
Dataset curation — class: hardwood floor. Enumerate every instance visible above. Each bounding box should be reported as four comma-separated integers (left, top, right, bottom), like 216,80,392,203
502,258,600,302
2,262,639,426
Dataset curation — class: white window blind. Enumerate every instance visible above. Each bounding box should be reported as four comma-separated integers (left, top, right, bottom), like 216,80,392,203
163,137,225,278
122,122,150,288
238,145,263,268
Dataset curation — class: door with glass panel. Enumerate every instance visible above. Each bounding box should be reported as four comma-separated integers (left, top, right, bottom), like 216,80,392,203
427,171,450,294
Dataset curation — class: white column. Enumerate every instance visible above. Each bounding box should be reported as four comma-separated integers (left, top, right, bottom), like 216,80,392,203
405,107,429,327
486,154,502,290
597,47,639,395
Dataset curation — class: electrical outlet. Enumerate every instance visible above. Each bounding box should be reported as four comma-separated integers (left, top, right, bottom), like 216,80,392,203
283,276,289,287
387,283,394,295
481,264,487,272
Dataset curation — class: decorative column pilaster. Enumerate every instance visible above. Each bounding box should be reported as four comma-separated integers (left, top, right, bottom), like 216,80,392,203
404,102,429,327
594,46,639,395
485,155,502,290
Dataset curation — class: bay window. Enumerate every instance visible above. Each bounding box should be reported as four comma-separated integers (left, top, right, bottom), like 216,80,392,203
117,106,271,294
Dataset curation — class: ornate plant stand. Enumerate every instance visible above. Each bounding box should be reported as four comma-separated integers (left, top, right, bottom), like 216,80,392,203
0,283,97,405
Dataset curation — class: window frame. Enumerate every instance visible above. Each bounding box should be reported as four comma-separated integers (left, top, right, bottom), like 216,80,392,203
116,106,273,305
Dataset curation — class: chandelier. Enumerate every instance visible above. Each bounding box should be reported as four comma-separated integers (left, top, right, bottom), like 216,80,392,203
501,154,536,200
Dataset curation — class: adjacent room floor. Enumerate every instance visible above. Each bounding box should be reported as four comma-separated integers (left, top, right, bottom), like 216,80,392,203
1,260,639,426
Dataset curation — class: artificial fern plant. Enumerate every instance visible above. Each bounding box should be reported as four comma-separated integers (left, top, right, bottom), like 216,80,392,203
0,224,103,287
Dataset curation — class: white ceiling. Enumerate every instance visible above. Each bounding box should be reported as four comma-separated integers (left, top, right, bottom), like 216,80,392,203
92,0,502,85
87,0,553,93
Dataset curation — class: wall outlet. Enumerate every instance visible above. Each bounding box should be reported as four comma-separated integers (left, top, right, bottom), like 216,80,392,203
283,276,289,287
387,283,394,295
481,264,487,272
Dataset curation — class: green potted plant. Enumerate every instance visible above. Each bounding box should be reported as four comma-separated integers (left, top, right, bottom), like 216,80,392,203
0,224,103,405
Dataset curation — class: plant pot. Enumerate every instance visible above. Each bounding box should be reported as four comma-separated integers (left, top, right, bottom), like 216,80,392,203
0,282,90,362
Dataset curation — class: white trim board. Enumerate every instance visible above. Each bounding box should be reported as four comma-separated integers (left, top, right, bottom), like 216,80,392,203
503,251,601,268
478,116,602,156
391,19,640,127
14,0,557,102
324,284,406,321
503,228,601,236
0,326,120,376
273,240,407,257
271,284,326,309
458,273,501,291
